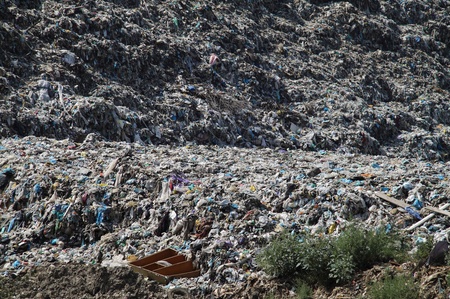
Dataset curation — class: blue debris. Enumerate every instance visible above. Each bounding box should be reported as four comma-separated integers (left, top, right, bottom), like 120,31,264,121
412,198,423,210
405,206,422,220
96,204,108,225
7,218,15,232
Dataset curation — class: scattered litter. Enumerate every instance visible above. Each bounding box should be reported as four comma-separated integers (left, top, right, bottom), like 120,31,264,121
0,0,450,298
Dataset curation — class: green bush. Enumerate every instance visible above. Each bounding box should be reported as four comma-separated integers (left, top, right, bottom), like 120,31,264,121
295,279,313,299
368,274,419,299
412,238,433,262
297,236,333,284
332,225,407,270
256,224,406,286
328,253,354,284
255,232,303,278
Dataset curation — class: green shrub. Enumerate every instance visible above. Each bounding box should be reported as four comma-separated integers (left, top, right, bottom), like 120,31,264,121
297,236,333,284
295,279,313,299
368,274,419,299
256,232,303,278
328,253,354,284
332,224,406,270
256,223,406,286
412,238,433,262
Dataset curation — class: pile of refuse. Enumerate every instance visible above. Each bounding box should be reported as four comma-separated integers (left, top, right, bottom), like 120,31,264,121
0,0,449,158
1,0,450,297
1,136,450,297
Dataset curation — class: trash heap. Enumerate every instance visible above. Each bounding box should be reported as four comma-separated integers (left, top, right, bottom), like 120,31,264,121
1,0,450,297
0,0,449,158
1,136,450,297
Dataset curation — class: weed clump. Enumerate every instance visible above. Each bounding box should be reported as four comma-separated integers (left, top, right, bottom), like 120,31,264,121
412,238,434,262
255,233,304,278
256,224,406,286
367,274,419,299
295,279,313,299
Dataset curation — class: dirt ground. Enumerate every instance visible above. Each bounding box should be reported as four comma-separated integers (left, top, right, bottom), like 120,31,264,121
0,263,165,299
1,262,449,299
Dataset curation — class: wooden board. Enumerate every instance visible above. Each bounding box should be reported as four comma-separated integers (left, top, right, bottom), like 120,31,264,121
129,248,177,267
405,203,450,230
405,213,435,231
154,261,195,275
374,192,409,208
375,192,450,218
424,206,450,217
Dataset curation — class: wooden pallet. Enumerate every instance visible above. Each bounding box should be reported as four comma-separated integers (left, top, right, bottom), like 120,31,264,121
129,248,200,284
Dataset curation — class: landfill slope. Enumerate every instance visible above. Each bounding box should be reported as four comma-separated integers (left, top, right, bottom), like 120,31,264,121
1,137,450,298
1,0,450,158
1,0,450,298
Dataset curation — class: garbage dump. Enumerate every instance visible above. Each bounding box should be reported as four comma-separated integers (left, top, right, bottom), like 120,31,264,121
0,137,450,297
1,0,449,157
0,0,450,298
